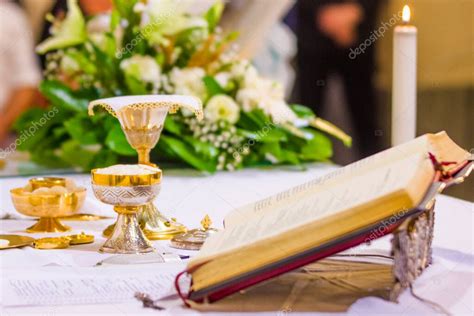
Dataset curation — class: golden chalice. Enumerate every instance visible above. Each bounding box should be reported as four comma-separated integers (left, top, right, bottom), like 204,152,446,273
10,177,86,233
91,167,162,253
88,95,203,240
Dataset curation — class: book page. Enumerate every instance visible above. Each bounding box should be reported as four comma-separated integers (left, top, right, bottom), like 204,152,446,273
191,152,432,267
1,263,184,306
224,134,431,228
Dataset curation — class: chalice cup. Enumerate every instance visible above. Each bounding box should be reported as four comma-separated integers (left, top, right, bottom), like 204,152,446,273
91,169,162,253
89,95,203,240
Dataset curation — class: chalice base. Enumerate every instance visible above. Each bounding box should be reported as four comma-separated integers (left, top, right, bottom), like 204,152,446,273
140,203,187,240
102,203,187,240
27,217,71,233
100,212,154,254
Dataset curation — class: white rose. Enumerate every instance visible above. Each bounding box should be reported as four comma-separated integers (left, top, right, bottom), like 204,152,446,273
169,67,206,100
204,95,240,124
120,55,161,84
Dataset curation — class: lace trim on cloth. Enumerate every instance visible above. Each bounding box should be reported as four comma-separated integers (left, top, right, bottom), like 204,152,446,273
87,95,204,120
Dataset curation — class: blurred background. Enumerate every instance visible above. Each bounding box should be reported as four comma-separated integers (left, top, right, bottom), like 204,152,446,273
1,0,472,200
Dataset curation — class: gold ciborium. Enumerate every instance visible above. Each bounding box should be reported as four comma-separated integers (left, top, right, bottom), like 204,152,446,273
91,167,162,253
88,95,203,240
10,177,87,233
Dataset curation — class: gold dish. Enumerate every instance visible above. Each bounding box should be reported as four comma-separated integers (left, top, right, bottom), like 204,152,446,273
0,234,35,249
91,168,162,254
10,187,87,233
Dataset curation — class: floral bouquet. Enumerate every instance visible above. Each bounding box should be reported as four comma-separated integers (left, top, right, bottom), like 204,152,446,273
14,0,350,172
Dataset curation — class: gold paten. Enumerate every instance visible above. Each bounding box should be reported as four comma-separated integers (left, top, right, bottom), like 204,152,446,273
0,234,35,249
33,237,70,249
170,215,218,250
89,96,199,240
91,169,161,254
10,186,87,233
67,232,95,245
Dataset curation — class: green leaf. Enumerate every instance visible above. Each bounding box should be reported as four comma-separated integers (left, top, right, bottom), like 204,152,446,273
164,117,184,135
290,104,315,119
63,116,99,145
59,140,96,170
299,129,333,161
203,76,225,99
237,109,272,131
160,135,216,173
204,1,224,32
239,125,286,143
13,106,65,151
183,136,219,160
91,149,118,169
39,81,89,112
105,123,136,156
29,148,71,169
124,73,148,95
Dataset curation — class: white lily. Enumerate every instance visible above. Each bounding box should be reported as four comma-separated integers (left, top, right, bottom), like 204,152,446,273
138,0,209,44
36,0,86,54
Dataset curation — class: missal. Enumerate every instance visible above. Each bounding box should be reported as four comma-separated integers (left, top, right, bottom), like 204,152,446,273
176,132,472,304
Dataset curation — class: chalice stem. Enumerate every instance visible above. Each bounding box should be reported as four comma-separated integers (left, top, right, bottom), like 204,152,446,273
138,148,151,165
100,206,153,254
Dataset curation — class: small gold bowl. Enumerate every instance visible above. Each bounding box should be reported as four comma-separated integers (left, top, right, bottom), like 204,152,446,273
10,187,87,233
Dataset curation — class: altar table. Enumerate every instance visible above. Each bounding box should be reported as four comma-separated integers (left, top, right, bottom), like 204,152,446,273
1,164,473,315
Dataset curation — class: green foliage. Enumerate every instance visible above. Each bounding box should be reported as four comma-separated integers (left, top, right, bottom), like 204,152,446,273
202,76,225,99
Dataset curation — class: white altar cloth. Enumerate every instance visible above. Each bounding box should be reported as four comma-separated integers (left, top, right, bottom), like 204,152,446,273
0,164,473,315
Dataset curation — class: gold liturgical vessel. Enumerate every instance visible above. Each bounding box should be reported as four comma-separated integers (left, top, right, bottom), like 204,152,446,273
88,95,203,240
91,168,162,253
10,177,86,233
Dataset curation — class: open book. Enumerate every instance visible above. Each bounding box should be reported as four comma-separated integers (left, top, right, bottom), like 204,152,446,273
179,132,471,303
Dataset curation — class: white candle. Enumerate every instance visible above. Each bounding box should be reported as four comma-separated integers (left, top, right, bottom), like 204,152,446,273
392,5,417,146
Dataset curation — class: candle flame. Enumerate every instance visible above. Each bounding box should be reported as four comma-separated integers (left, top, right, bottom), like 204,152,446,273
402,5,411,23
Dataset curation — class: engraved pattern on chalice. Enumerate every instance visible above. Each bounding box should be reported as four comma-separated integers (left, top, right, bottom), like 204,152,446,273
88,95,203,240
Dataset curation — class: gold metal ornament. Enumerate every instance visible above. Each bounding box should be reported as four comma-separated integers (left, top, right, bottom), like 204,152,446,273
170,214,218,250
91,169,162,254
88,95,203,240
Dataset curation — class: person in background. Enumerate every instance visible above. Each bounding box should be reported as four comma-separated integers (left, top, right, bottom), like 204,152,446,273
0,0,41,143
297,0,382,158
